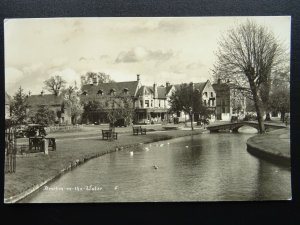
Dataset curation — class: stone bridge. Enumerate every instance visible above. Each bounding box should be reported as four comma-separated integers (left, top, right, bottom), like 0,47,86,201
206,121,286,133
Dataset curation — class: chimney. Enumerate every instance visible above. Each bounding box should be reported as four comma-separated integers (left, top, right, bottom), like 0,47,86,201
137,74,140,82
40,90,44,96
166,81,170,87
92,76,98,86
153,83,158,98
217,79,221,84
28,91,31,96
189,82,194,90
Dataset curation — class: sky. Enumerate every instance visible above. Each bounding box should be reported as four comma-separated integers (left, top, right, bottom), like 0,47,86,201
4,16,290,96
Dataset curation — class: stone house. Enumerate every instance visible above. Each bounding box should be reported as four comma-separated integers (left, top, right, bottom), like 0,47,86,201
26,91,72,124
135,82,175,124
173,80,216,122
212,79,247,121
80,74,142,124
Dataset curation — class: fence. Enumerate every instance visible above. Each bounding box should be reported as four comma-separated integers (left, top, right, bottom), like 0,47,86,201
5,128,17,173
45,124,83,133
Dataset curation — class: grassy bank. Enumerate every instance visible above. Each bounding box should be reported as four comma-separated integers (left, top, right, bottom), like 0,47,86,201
246,128,290,166
4,129,204,202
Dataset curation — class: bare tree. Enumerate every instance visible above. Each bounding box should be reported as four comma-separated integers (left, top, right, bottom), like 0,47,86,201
212,20,287,133
44,75,67,96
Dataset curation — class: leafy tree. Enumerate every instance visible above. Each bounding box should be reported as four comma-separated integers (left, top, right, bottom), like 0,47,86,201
10,86,28,125
44,75,67,96
212,20,287,133
34,105,56,126
81,72,114,85
169,83,210,130
269,69,290,122
62,85,83,124
269,88,289,122
105,93,134,131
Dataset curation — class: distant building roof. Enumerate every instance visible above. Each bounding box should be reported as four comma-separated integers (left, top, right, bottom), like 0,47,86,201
81,81,139,97
174,81,207,93
212,82,247,92
27,94,64,107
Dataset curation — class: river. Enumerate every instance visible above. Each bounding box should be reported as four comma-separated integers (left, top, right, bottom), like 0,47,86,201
21,127,291,202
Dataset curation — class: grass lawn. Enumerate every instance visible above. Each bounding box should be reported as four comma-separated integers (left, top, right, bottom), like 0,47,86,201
4,128,204,201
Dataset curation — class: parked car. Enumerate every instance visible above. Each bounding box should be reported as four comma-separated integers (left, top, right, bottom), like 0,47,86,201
15,125,28,138
25,124,47,137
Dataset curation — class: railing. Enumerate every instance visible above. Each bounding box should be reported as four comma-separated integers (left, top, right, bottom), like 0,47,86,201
5,128,17,173
45,124,83,133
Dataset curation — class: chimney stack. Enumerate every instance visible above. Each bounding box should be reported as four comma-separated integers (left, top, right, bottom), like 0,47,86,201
137,74,140,82
217,78,221,84
40,90,44,96
166,81,170,87
92,76,98,86
153,83,158,98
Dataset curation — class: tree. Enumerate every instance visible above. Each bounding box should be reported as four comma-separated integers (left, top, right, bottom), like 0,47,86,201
44,75,67,96
81,72,114,85
269,69,290,122
62,85,83,124
269,88,289,122
212,20,287,133
169,83,209,130
10,86,28,125
34,105,56,126
105,93,134,131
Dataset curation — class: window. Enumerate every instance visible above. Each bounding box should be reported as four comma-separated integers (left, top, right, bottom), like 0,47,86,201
145,100,149,107
140,100,143,108
110,89,116,95
212,99,215,106
204,100,207,106
151,100,153,107
159,100,161,107
211,92,214,97
208,100,211,106
123,88,129,94
204,92,208,97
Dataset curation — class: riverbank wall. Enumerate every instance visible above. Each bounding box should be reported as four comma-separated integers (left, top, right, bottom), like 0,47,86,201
5,129,206,203
246,128,290,167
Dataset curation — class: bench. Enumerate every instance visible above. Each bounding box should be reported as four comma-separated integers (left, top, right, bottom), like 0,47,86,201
132,126,147,135
102,129,118,140
29,137,56,151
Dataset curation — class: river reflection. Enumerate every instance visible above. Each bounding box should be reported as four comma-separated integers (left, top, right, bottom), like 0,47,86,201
22,128,291,203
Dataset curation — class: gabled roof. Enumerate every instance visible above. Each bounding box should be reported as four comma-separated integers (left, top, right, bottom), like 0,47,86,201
212,82,247,92
27,94,64,107
81,81,139,97
174,81,207,93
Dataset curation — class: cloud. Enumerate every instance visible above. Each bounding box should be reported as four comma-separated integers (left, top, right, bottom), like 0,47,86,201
186,62,205,70
115,47,174,63
47,68,81,88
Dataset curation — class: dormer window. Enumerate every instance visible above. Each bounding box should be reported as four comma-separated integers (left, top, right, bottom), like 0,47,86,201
110,88,116,95
82,90,88,95
123,88,129,94
97,89,103,95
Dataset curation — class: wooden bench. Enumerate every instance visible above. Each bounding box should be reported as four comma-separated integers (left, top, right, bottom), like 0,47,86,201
102,129,118,140
132,126,147,135
29,137,56,151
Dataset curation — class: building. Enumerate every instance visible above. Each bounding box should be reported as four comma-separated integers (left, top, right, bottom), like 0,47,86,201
26,91,72,124
135,82,175,124
80,74,142,124
212,79,247,121
5,92,11,120
173,80,216,122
